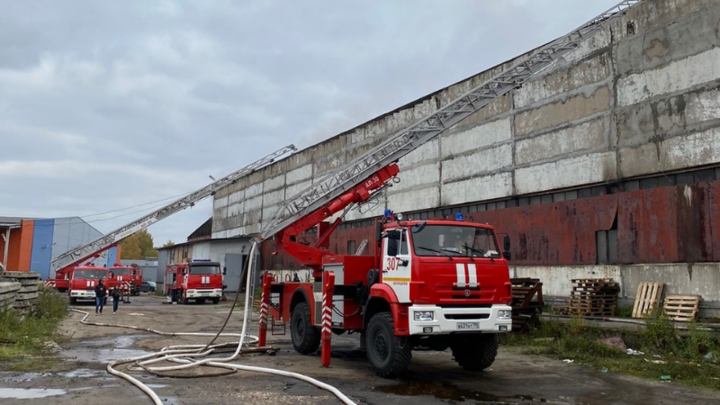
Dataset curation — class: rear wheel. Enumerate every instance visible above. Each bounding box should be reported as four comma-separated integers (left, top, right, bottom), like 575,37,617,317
212,298,220,305
451,334,498,371
69,297,77,305
291,302,320,354
366,312,412,378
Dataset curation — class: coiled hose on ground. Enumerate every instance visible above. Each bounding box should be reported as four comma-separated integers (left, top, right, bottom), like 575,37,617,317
72,241,356,405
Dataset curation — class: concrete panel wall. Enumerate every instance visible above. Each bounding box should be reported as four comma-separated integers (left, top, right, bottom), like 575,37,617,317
211,0,720,248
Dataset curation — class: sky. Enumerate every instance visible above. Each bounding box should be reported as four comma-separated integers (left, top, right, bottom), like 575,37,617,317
0,0,621,247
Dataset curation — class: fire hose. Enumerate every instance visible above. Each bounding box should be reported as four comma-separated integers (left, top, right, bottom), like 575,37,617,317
72,241,356,405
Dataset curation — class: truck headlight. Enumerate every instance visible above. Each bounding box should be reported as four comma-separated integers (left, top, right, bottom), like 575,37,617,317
498,310,512,319
414,311,434,321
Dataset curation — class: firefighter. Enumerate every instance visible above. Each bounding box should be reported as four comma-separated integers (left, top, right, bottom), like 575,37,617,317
110,286,121,314
94,279,107,315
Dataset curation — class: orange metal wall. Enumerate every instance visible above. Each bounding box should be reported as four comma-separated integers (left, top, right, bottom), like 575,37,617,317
2,221,35,271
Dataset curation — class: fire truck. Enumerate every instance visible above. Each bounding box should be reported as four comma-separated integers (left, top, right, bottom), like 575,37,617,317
109,263,143,296
164,261,223,304
67,264,115,305
255,1,635,376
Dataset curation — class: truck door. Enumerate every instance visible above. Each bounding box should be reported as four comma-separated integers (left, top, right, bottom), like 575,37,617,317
382,229,412,303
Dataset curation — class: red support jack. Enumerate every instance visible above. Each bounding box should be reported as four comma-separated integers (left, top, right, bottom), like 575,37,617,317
258,272,272,347
321,271,335,368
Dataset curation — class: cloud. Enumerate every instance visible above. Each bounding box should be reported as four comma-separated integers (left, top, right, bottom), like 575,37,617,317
0,0,620,245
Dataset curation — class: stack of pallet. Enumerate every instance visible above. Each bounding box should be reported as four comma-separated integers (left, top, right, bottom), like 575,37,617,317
510,278,544,334
567,278,620,316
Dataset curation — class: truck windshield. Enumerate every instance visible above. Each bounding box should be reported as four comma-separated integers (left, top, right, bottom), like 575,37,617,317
74,270,107,279
110,268,133,276
190,265,220,275
411,225,500,258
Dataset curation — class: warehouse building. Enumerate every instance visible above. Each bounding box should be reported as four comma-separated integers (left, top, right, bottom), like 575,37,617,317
0,216,113,279
184,0,718,315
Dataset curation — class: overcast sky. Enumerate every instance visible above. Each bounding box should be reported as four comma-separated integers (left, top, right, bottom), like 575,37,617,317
0,0,620,247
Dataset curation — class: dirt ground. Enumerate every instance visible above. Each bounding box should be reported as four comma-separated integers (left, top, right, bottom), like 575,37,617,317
2,295,720,405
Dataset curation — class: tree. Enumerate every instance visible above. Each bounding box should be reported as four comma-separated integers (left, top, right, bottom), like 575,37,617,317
119,229,159,260
162,240,175,248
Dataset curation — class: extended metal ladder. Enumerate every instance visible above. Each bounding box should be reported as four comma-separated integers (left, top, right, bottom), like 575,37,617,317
51,145,297,273
257,1,641,242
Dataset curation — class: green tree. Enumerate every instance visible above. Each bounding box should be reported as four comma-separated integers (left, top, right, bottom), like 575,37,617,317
119,229,158,260
162,240,175,248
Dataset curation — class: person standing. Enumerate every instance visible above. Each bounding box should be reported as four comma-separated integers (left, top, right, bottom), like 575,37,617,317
110,287,121,314
94,279,107,315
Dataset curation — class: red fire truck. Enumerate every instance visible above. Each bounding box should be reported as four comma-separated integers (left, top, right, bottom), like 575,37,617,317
259,163,513,377
164,261,223,304
67,264,115,305
109,263,143,296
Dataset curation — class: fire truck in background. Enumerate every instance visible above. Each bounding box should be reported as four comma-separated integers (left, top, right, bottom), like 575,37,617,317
109,263,143,296
164,260,223,305
66,264,116,305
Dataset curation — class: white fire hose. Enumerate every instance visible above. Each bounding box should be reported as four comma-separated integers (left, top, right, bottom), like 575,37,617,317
72,242,356,405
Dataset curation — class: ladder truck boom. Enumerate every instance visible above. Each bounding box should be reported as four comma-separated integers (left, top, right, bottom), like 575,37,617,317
50,145,297,274
256,0,643,377
257,0,640,243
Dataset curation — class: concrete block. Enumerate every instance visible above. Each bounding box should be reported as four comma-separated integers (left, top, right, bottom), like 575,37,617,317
393,163,440,192
213,196,228,210
515,119,606,165
441,172,513,206
624,0,719,40
285,180,312,200
244,195,263,211
515,54,610,108
441,118,512,158
387,187,439,213
619,127,720,178
263,175,285,192
515,86,610,136
617,47,720,106
227,202,244,217
262,189,284,207
245,183,263,199
454,95,511,129
515,152,617,195
686,88,720,125
441,144,512,182
620,263,720,302
212,231,228,239
262,205,280,223
243,210,262,227
228,190,245,205
286,164,312,185
398,139,439,167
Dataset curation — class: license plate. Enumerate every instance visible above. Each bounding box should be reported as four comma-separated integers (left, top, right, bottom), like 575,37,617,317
457,322,480,330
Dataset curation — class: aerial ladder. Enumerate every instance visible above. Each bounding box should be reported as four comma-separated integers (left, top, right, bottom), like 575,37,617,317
254,0,641,374
45,145,297,291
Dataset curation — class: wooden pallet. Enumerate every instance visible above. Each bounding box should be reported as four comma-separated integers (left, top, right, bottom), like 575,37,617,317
663,295,701,322
510,278,544,334
632,282,664,318
566,278,619,317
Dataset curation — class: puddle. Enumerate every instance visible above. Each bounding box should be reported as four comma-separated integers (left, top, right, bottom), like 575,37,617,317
146,384,168,389
374,380,545,403
0,388,67,399
62,335,154,363
58,369,106,378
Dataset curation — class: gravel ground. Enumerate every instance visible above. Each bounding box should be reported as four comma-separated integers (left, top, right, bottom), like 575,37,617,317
1,295,719,405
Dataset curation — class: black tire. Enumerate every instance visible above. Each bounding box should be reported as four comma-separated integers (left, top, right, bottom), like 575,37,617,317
366,312,412,378
182,297,190,305
212,298,220,305
291,302,320,355
197,298,206,304
69,297,77,305
451,334,498,372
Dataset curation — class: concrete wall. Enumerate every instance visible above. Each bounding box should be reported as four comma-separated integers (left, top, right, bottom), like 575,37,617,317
513,263,720,318
212,0,720,239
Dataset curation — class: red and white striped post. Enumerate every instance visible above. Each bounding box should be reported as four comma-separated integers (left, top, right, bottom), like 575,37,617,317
258,272,272,347
321,271,335,368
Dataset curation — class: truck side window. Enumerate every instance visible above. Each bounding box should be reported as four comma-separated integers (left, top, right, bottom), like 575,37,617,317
386,230,400,256
400,230,409,255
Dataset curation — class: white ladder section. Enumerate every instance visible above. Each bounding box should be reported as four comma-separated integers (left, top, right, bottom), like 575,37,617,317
50,145,297,273
257,0,642,242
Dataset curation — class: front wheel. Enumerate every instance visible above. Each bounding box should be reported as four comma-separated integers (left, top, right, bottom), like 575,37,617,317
451,334,498,371
197,298,206,304
365,312,412,378
291,302,320,354
211,298,220,305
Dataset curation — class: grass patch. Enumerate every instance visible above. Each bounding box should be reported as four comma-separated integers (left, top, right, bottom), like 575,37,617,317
0,287,69,371
501,312,720,390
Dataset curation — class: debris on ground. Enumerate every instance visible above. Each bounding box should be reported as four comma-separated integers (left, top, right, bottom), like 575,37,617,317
660,375,672,382
562,359,574,363
704,352,718,363
597,336,627,352
600,367,608,373
626,348,644,356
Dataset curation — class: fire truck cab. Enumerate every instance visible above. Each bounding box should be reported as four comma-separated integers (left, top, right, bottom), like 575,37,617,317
109,264,143,296
165,260,223,304
68,265,110,305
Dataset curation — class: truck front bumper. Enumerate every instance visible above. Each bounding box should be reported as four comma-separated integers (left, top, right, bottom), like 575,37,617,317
186,289,222,298
408,304,512,335
70,290,96,299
